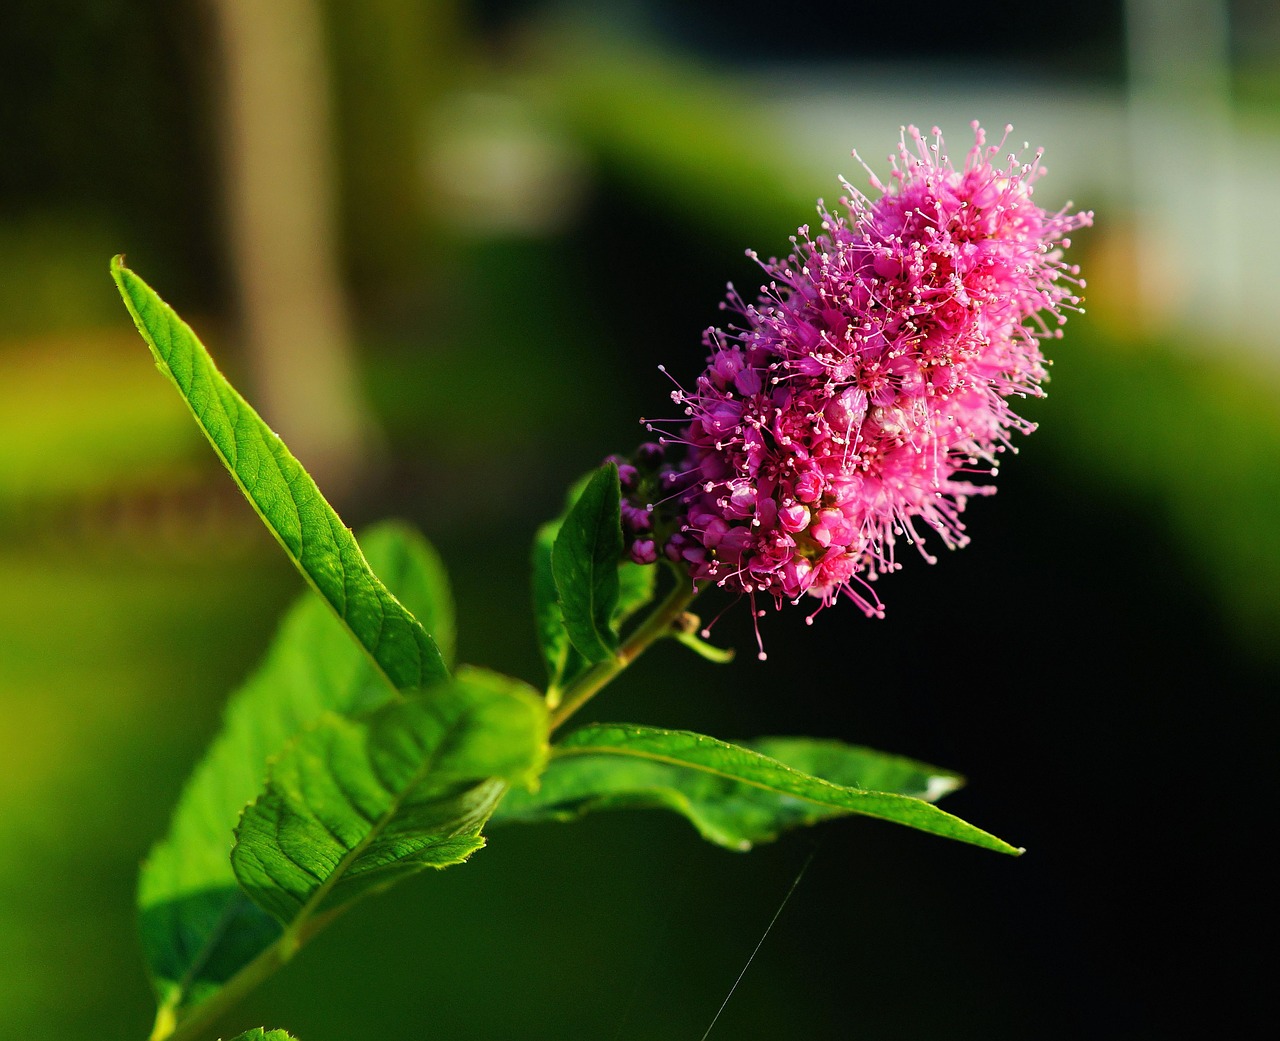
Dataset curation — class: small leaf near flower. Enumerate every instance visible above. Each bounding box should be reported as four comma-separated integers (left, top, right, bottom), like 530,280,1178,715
550,462,624,663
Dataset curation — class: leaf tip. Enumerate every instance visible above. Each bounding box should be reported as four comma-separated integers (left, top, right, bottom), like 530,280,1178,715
109,253,130,290
984,835,1025,857
923,774,964,801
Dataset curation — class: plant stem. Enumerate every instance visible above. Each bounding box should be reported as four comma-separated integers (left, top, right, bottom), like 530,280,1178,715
149,944,283,1041
148,912,337,1041
550,575,699,732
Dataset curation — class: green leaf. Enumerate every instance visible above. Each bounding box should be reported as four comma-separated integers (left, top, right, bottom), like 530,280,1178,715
138,523,450,1023
747,737,963,802
111,256,448,690
551,462,623,663
493,725,1019,855
614,558,657,629
367,520,455,669
225,1031,298,1041
231,668,548,926
533,525,655,699
533,472,657,698
672,626,735,664
532,519,584,695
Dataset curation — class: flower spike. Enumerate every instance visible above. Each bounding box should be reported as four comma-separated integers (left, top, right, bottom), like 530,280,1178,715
619,123,1092,626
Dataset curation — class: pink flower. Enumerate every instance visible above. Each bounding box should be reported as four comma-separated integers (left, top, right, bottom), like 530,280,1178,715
627,123,1092,636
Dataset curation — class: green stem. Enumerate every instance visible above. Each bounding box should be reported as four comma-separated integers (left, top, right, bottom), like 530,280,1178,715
150,942,283,1041
550,575,699,732
148,911,338,1041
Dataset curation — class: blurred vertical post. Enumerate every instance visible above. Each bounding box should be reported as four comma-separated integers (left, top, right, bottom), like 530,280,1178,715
208,0,374,499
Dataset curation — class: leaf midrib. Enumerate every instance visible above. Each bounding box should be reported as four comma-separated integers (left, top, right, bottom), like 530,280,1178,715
269,709,496,948
114,262,441,694
551,731,1012,848
553,737,873,806
553,467,620,662
157,293,400,696
580,486,613,652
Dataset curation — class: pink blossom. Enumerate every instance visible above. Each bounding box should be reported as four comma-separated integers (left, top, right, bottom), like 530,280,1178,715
626,123,1092,634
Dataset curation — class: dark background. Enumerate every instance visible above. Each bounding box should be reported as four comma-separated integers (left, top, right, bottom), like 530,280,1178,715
2,2,1277,1039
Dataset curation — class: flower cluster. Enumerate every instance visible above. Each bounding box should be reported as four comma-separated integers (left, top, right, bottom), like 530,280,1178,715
628,122,1092,627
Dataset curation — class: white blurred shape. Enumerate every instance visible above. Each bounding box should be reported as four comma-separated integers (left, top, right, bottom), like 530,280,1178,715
424,91,591,236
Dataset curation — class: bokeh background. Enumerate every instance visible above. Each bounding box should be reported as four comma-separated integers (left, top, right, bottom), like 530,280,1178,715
3,1,1278,1039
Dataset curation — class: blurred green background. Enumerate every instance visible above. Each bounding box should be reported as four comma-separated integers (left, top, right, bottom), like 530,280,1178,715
3,1,1278,1039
